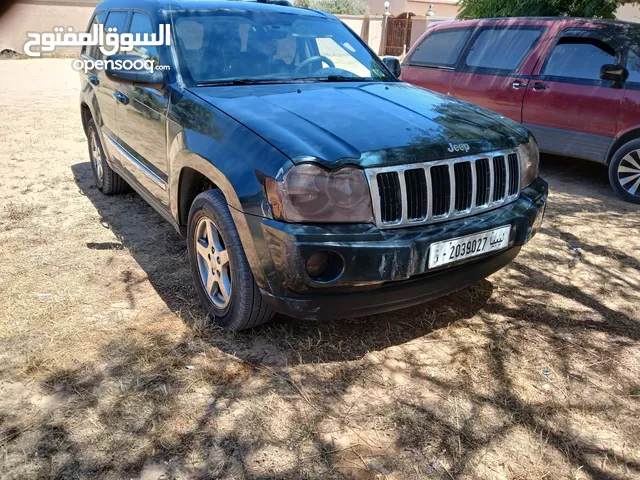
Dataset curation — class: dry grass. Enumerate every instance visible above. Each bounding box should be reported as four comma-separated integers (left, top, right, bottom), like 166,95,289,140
0,58,638,480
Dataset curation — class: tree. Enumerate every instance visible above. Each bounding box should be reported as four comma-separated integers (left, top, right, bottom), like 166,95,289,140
296,0,367,15
457,0,621,20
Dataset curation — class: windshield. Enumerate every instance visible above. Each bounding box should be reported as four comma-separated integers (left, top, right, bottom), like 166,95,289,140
171,10,394,85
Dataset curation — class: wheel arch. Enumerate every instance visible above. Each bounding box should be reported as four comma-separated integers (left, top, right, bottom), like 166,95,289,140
80,102,92,136
606,127,640,164
170,147,268,288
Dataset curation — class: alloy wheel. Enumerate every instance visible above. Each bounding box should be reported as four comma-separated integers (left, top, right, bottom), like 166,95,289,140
194,217,231,309
617,149,640,197
90,129,104,183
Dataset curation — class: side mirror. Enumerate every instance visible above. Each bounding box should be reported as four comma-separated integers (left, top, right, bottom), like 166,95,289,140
600,64,628,82
382,56,401,78
105,54,165,88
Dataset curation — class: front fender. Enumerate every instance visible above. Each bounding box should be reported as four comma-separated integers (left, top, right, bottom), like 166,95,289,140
167,90,292,290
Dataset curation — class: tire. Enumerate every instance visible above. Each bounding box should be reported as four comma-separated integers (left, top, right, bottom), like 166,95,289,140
187,189,274,331
609,139,640,205
87,118,129,195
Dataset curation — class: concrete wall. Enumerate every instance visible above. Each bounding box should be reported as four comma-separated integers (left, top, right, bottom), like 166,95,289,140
406,1,459,18
0,1,98,53
616,3,640,23
339,14,385,54
365,0,459,17
339,14,441,55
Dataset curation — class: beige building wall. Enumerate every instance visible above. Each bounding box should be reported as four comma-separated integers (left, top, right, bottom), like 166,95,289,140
616,3,640,23
406,1,459,18
0,1,98,53
339,15,386,53
365,0,459,17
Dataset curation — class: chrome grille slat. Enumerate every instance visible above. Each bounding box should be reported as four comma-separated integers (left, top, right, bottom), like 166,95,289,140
448,163,456,217
425,166,433,221
366,149,520,230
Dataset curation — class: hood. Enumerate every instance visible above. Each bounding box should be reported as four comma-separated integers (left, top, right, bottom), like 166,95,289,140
192,82,527,168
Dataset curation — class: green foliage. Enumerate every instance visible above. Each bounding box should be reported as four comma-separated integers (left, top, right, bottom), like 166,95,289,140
457,0,620,20
296,0,367,15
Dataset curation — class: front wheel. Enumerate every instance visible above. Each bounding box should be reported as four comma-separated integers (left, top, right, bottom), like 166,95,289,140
187,190,274,331
609,139,640,204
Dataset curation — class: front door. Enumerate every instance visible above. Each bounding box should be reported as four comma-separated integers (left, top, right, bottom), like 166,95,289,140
113,11,170,208
449,25,546,123
522,28,625,162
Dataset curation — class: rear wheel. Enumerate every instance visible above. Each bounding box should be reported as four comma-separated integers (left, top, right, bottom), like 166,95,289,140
87,118,128,195
187,189,274,331
609,139,640,204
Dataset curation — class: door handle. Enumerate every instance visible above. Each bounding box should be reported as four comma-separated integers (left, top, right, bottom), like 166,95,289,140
511,81,527,89
531,83,548,91
88,75,99,86
113,91,129,105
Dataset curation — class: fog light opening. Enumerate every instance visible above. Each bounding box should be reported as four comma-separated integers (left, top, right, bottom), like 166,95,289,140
305,250,344,283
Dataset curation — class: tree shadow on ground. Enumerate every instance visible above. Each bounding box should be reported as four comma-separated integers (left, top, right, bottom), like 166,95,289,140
2,158,634,479
69,161,494,366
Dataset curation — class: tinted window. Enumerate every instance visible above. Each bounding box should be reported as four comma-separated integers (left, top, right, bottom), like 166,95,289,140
94,11,128,60
105,11,128,35
84,11,106,58
466,28,542,71
543,37,616,80
408,29,472,67
126,12,159,61
628,50,640,83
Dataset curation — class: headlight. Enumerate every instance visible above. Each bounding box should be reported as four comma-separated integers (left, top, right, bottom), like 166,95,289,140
518,135,540,189
265,164,374,223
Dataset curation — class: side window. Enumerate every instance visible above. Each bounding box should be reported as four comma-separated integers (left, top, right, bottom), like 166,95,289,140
407,29,472,68
542,33,618,81
465,27,543,72
84,11,106,58
126,12,159,62
627,50,640,83
95,11,128,60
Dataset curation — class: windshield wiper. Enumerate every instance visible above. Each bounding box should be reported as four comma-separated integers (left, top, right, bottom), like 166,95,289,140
316,75,371,82
197,79,289,86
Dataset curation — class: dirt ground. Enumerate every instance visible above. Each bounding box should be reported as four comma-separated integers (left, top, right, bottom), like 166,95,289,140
0,59,638,480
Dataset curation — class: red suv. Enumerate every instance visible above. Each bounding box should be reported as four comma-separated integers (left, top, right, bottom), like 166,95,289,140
401,17,640,203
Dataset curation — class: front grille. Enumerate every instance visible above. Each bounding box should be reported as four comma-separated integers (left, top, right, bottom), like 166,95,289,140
492,155,507,202
404,168,428,221
507,153,519,196
366,150,520,229
376,171,401,223
454,162,473,212
430,165,451,217
475,158,491,206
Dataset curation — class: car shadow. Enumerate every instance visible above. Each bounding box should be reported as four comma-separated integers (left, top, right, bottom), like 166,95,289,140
71,161,494,365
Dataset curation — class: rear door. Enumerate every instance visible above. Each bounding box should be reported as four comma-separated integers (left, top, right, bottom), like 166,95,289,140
83,10,129,152
113,10,170,208
449,25,546,122
400,26,474,95
522,28,625,162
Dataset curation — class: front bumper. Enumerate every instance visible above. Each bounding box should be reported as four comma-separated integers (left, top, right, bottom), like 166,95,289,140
247,177,548,320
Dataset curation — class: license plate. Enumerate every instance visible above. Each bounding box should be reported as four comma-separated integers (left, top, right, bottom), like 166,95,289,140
428,225,511,269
